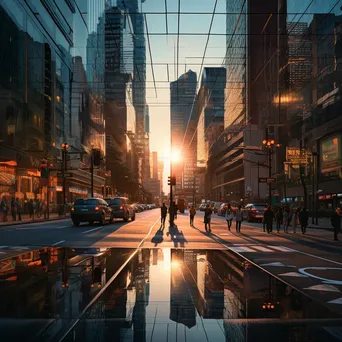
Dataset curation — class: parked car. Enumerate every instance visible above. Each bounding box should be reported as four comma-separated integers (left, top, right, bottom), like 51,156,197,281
105,197,135,222
213,202,222,214
71,198,113,226
242,204,267,222
218,203,228,216
199,204,206,211
134,204,143,213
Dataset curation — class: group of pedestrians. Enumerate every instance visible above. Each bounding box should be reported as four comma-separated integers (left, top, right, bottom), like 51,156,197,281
0,197,48,222
224,204,243,232
0,197,22,222
263,206,310,234
161,201,342,241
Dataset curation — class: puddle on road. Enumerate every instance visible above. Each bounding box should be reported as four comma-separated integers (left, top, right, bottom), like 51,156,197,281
0,248,341,342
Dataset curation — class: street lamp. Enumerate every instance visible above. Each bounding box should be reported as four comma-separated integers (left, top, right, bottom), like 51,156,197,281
169,148,181,227
61,142,69,215
262,138,275,206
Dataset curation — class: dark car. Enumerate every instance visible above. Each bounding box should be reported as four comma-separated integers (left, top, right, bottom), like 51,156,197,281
242,204,267,222
71,198,113,226
105,197,135,222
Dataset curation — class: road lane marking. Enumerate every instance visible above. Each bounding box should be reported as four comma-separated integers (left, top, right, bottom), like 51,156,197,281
82,226,103,234
278,272,308,277
328,298,342,305
304,285,340,292
260,262,296,268
15,225,69,231
298,267,342,285
52,240,65,246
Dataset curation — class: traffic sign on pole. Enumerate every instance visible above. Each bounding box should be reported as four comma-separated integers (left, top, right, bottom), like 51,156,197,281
57,172,73,178
259,177,276,183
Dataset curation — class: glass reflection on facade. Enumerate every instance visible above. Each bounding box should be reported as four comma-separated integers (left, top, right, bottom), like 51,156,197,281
0,0,107,207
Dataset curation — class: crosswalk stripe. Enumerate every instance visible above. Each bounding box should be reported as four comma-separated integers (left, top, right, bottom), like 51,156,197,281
230,246,256,253
253,246,274,252
271,246,295,252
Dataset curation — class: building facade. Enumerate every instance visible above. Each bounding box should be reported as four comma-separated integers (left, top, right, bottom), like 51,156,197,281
0,0,107,210
170,70,197,201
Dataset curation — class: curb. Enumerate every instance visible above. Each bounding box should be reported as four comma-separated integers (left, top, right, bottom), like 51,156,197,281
0,216,70,228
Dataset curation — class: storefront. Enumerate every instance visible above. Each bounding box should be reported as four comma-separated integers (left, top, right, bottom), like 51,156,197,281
316,193,342,214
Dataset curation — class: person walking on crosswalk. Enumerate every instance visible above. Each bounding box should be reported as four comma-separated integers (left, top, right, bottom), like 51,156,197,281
225,204,233,231
204,204,212,233
291,208,298,233
189,205,196,227
235,205,243,232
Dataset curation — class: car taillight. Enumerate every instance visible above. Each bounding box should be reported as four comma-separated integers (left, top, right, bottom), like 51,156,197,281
120,205,123,210
95,206,100,211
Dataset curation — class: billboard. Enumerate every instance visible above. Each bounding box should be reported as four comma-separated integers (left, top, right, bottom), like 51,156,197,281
320,135,342,175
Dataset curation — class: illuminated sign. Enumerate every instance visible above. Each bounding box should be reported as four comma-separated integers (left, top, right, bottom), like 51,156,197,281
320,135,341,174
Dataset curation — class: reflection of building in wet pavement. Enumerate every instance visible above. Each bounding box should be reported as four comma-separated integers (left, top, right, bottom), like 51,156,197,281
196,251,224,318
151,248,164,266
170,249,196,328
132,249,150,342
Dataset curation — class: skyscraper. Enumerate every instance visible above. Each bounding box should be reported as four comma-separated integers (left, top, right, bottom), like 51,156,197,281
104,6,137,195
170,70,197,196
197,67,226,166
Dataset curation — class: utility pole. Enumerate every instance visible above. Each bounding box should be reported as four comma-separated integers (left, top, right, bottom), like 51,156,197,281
90,151,94,197
61,143,69,215
266,128,272,206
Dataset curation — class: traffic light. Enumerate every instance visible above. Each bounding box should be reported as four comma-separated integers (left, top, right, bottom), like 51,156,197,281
40,159,49,179
168,176,176,186
92,149,101,166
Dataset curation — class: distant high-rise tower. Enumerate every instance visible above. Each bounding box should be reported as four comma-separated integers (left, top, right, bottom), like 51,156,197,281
170,70,197,197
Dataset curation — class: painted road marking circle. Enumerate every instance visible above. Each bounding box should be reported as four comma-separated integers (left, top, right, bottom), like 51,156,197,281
298,267,342,285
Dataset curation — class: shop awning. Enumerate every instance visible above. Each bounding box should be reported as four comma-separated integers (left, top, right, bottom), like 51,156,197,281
0,172,15,185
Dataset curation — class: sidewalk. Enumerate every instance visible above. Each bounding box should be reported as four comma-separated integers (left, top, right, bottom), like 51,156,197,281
308,216,332,230
0,213,69,227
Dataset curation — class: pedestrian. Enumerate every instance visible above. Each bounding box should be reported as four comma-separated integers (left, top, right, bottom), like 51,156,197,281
204,204,212,232
263,206,274,233
173,202,178,220
291,208,298,233
331,207,341,241
16,198,22,221
235,205,243,232
299,207,309,234
160,202,167,228
36,199,41,218
1,197,8,222
10,197,17,221
42,202,48,219
276,208,283,233
283,207,290,233
28,199,34,219
189,205,196,226
33,199,37,219
225,204,233,231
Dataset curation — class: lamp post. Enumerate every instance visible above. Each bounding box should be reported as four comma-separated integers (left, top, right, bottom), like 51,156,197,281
312,151,318,224
169,149,180,227
61,142,69,215
262,137,275,206
90,141,94,198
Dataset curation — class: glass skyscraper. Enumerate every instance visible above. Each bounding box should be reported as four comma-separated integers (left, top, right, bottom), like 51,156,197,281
0,0,106,206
